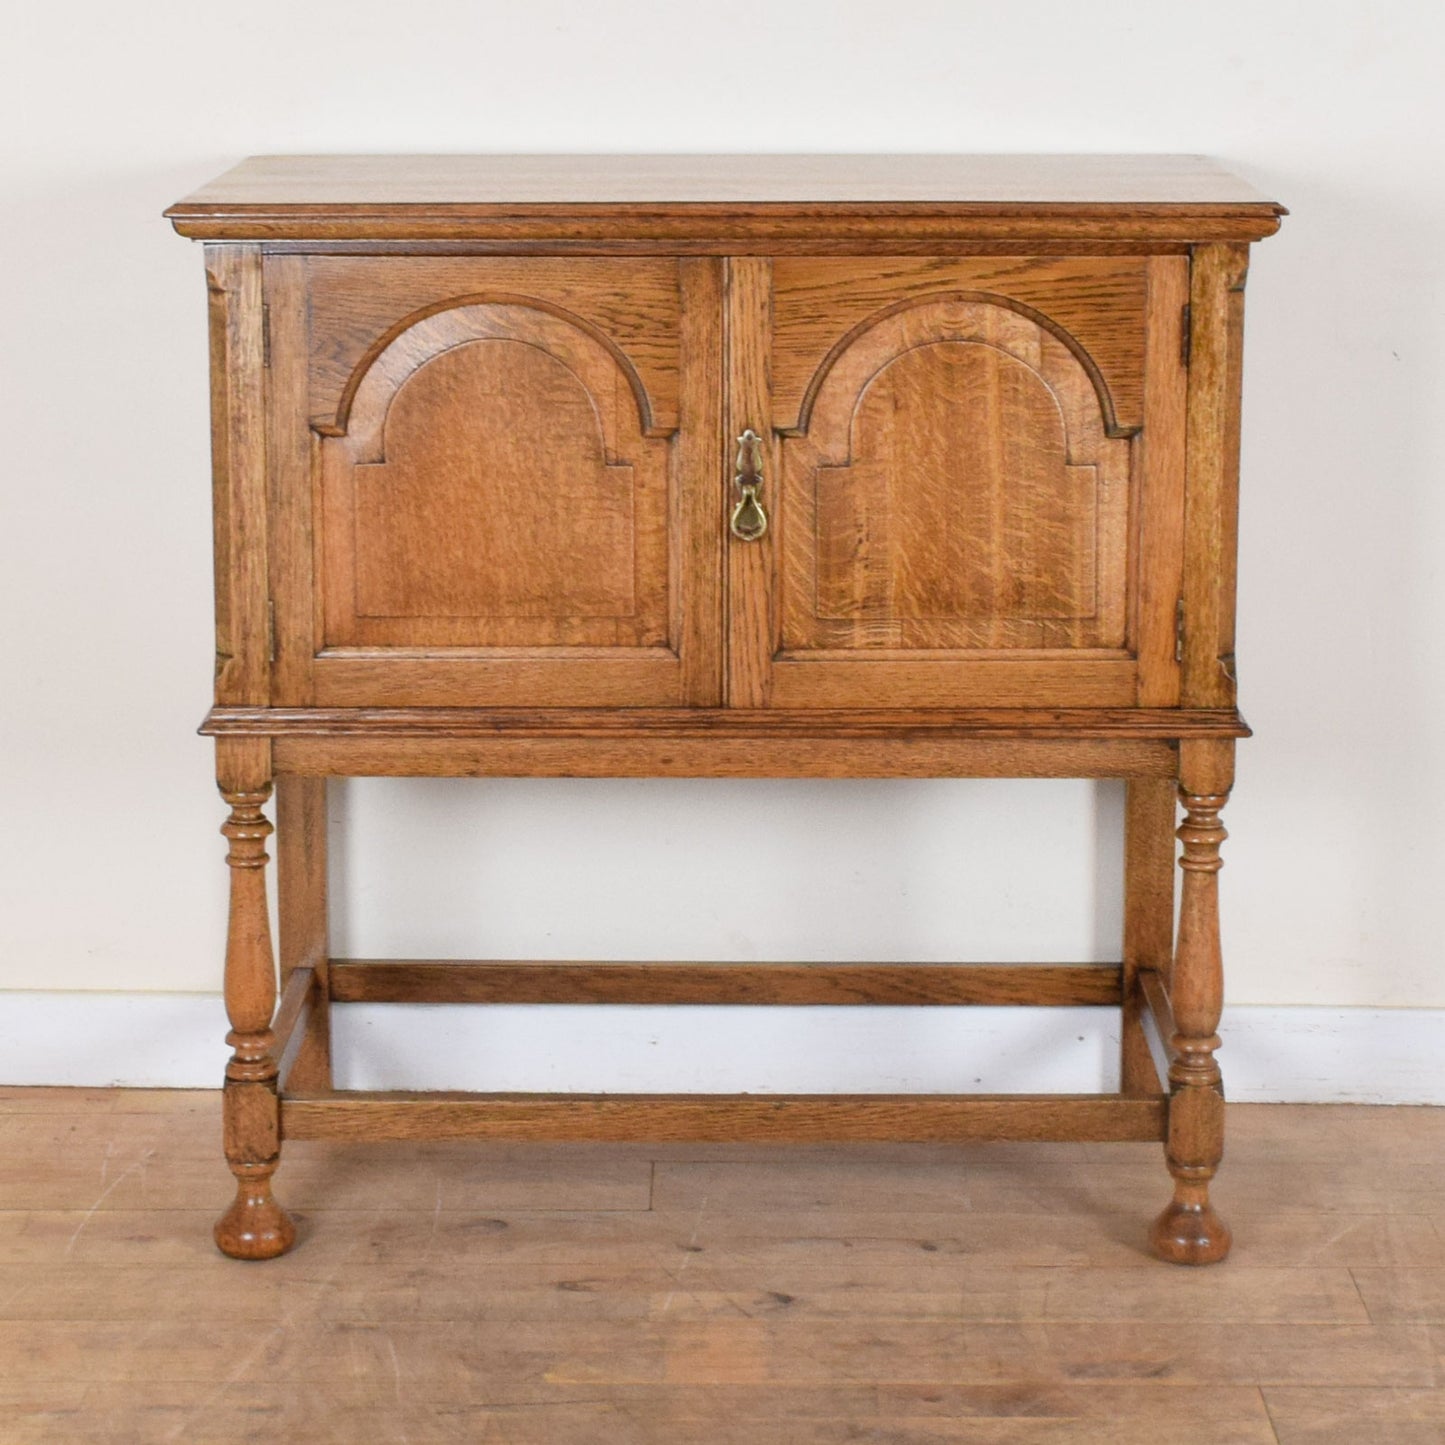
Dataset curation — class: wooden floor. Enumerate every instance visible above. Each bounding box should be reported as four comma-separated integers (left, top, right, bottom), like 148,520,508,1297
0,1090,1442,1442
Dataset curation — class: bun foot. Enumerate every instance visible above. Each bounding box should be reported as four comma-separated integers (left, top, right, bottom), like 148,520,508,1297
1150,1196,1231,1266
214,1173,297,1260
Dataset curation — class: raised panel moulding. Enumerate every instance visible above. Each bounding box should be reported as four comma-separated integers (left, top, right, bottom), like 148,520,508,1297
792,289,1134,440
320,300,670,651
784,297,1130,653
322,292,669,442
351,342,638,621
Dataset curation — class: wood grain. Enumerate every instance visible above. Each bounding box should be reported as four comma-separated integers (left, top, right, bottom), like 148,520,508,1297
326,959,1125,1007
170,157,1283,1269
770,256,1151,433
724,257,775,707
1134,256,1189,705
1350,1268,1445,1323
1139,966,1179,1075
281,1093,1166,1144
308,654,689,710
1121,779,1176,1094
744,258,1188,710
203,245,269,705
293,261,724,709
268,734,1180,780
1150,739,1235,1266
676,258,726,705
3,1092,1442,1445
302,255,683,434
1181,243,1250,707
275,775,330,1090
213,739,295,1259
783,297,1130,653
1263,1388,1445,1444
0,1386,1284,1444
321,302,670,647
270,965,315,1091
170,154,1286,208
224,703,1222,779
203,705,1252,739
165,154,1286,245
262,252,316,705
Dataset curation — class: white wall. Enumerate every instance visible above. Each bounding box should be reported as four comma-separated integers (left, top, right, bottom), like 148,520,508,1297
3,2,1443,1091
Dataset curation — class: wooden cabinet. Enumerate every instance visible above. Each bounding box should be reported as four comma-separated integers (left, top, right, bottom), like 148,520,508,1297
167,155,1283,1265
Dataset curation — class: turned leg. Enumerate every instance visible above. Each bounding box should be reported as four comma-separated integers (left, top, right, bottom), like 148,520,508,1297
214,745,297,1260
1151,740,1233,1265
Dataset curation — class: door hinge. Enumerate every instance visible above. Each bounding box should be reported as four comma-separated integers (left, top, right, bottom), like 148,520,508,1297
267,599,277,664
261,303,271,369
1180,303,1191,368
1174,598,1186,664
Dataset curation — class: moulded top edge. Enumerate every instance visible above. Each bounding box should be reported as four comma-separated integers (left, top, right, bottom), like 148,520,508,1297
165,153,1287,221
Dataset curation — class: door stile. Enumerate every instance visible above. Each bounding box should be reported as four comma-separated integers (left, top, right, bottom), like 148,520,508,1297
724,257,776,708
1134,255,1190,706
676,258,727,705
263,253,317,706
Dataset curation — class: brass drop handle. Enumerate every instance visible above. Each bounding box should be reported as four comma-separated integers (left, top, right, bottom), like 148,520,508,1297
730,428,768,541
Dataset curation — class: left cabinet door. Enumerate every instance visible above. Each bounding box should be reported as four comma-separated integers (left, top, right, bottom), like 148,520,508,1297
265,256,723,708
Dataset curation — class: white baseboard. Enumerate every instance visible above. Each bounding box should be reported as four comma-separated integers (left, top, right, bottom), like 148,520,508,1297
0,992,1439,1104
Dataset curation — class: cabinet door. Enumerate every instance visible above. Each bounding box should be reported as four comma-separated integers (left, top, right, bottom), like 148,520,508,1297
267,256,721,708
725,257,1187,709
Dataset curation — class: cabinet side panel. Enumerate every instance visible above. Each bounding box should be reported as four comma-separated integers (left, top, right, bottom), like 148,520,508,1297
1181,243,1250,707
205,244,270,705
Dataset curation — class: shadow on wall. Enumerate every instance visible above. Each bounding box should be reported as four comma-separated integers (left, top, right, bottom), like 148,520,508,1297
1233,164,1445,1005
328,775,1129,964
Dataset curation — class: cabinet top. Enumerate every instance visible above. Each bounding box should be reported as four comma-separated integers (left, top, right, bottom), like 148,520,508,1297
166,154,1285,244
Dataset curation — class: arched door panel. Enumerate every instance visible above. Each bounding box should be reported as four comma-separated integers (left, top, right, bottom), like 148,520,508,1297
269,256,721,708
727,257,1188,710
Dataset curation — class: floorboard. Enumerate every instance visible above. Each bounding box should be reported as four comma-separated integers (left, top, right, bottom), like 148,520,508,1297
0,1090,1441,1441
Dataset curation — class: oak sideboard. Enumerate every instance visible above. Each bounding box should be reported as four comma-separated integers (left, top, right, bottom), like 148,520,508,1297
166,154,1284,1263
